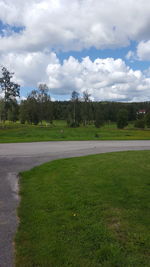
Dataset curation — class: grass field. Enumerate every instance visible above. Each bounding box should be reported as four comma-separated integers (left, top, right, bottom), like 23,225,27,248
0,121,150,142
15,151,150,267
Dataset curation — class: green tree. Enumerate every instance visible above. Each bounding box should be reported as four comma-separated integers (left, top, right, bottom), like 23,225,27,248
0,66,20,120
19,100,28,124
82,90,91,126
26,90,40,125
67,91,81,127
134,119,145,129
38,83,53,124
19,86,53,125
0,98,5,122
7,100,19,122
145,112,150,128
72,90,79,124
94,105,105,128
117,109,128,129
19,90,39,125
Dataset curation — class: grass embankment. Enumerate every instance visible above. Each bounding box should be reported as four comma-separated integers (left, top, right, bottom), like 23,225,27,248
16,151,150,267
0,121,150,142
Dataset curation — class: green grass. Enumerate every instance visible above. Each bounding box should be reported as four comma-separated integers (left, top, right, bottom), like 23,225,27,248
0,121,150,142
15,151,150,267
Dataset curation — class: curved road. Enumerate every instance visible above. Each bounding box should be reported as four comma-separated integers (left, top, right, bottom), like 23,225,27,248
1,140,150,267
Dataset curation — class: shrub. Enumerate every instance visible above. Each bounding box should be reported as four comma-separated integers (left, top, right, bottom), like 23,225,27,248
145,112,150,128
134,119,145,129
117,109,128,129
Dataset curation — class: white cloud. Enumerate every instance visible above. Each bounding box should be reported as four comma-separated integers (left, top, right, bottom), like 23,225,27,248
0,0,150,102
46,54,150,102
136,40,150,60
0,51,58,86
0,0,150,52
126,40,150,61
126,50,137,61
0,51,150,102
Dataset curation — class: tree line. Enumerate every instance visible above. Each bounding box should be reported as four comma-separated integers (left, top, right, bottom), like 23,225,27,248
0,66,150,128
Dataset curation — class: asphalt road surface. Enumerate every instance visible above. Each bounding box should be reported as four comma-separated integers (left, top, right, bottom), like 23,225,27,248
0,140,150,267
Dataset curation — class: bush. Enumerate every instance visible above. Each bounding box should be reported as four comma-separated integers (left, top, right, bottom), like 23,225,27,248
117,109,128,129
145,112,150,128
67,117,80,128
95,133,100,138
134,119,145,129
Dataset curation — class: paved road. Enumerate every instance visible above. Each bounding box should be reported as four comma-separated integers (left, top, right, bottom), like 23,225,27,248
0,140,150,267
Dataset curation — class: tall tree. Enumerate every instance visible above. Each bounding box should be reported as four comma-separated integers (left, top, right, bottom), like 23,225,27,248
71,90,79,123
94,104,105,128
38,83,53,124
19,100,29,124
27,91,40,125
67,91,81,127
82,90,91,126
0,66,20,120
0,98,5,122
7,100,19,122
19,85,53,125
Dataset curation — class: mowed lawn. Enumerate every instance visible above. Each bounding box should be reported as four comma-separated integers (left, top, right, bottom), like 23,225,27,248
0,121,150,142
15,151,150,267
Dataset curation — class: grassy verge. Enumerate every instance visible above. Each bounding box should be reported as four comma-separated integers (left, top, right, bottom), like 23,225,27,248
15,151,150,266
0,121,150,142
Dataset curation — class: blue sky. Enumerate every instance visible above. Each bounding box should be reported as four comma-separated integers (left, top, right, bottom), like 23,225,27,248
58,42,150,71
0,20,24,36
0,0,150,102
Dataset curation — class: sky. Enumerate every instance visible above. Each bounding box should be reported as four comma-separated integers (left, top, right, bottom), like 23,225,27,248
0,0,150,102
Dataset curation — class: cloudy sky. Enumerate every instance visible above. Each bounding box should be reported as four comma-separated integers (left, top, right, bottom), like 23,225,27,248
0,0,150,101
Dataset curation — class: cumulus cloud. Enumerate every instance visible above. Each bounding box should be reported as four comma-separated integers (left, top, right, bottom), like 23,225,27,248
46,55,150,102
1,50,149,102
126,40,150,62
0,51,58,86
0,0,150,52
